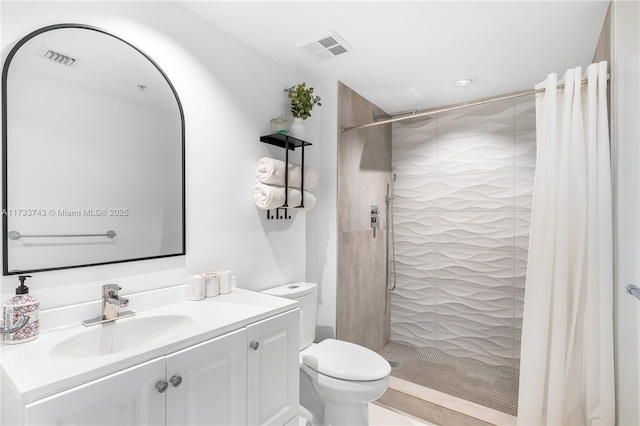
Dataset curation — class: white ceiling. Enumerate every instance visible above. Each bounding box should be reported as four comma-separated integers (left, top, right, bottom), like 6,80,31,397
178,1,610,114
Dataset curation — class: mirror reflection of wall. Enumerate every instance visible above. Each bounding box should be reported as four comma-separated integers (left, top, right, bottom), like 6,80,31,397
3,25,185,274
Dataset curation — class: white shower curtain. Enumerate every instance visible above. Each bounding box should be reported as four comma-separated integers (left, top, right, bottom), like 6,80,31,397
517,61,614,426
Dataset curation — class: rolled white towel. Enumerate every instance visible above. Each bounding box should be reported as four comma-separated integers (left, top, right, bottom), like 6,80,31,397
256,157,318,191
253,182,316,211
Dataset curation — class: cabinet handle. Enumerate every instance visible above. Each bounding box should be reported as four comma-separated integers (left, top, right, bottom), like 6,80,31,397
170,375,183,387
155,380,169,393
249,341,259,350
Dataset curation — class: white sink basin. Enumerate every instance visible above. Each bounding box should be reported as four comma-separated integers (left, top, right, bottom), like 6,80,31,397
50,315,194,358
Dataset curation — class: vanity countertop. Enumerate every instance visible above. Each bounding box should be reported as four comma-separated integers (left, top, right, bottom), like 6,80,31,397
1,288,297,404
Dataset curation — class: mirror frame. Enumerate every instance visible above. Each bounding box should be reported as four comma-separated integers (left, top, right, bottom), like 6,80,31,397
2,23,186,275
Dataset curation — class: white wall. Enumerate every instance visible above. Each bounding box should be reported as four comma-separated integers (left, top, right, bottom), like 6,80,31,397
306,80,338,340
611,1,640,424
0,1,315,309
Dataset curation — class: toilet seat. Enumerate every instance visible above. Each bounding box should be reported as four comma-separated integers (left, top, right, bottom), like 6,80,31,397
301,339,391,381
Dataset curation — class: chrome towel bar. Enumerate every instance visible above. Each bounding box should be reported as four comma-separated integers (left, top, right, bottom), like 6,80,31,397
8,230,116,240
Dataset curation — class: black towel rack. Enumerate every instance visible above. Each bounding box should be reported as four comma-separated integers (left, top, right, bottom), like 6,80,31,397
259,133,312,220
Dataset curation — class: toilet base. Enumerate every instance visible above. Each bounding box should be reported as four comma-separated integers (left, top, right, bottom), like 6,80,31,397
299,366,388,426
300,371,325,425
300,401,370,426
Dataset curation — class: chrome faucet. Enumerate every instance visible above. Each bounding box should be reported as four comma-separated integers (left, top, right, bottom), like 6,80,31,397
102,284,129,320
82,284,135,326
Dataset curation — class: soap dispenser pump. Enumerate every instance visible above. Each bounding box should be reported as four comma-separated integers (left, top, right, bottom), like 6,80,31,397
2,275,39,344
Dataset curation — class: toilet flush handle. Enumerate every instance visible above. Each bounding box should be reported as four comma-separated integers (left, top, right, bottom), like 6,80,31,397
249,341,260,350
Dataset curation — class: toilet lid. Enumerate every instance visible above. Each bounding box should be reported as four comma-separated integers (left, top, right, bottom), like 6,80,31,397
301,339,391,381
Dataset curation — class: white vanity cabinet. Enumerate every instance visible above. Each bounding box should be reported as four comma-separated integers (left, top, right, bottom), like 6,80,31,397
12,305,300,426
247,309,300,425
24,357,167,426
165,328,249,425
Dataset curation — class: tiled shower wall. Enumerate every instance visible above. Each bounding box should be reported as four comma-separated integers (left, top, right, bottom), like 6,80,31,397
337,82,391,351
390,96,536,372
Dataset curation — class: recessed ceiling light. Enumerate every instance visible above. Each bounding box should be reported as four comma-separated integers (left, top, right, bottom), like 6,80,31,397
452,76,477,87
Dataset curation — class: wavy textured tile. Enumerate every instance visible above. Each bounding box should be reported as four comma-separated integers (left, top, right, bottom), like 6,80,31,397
514,292,525,332
437,284,515,332
514,333,521,371
437,319,514,370
437,132,514,175
393,210,436,245
437,248,514,291
393,148,437,179
515,212,531,252
388,97,534,371
391,308,437,348
515,251,528,292
437,98,514,140
392,117,438,140
515,171,535,211
390,327,437,349
437,171,514,212
394,244,437,280
392,135,437,178
437,212,515,251
515,129,536,170
391,280,437,314
393,178,436,211
515,95,536,131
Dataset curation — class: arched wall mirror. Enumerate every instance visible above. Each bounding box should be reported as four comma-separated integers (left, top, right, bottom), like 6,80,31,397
2,24,185,275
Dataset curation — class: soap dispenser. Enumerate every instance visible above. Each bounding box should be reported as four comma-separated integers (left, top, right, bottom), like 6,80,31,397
2,275,39,344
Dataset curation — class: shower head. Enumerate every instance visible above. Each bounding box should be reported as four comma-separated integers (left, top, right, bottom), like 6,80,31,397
395,114,434,125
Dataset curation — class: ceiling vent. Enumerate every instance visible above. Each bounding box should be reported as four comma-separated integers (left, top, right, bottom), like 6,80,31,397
299,31,353,62
37,47,81,68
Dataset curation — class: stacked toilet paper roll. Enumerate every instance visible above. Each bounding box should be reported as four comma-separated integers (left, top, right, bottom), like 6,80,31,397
205,272,219,298
187,274,206,301
218,270,232,294
187,270,235,300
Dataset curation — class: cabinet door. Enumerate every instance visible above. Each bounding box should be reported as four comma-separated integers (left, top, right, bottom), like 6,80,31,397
165,328,248,426
24,358,166,426
246,309,300,425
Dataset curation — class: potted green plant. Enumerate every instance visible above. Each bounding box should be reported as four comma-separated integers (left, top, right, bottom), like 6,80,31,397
286,83,321,138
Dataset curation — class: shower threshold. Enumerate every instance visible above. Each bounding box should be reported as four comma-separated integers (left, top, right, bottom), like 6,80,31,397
377,342,519,418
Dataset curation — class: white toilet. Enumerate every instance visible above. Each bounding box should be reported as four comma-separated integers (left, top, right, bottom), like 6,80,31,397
262,282,391,426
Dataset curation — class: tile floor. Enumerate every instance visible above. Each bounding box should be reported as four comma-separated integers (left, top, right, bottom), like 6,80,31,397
378,342,520,416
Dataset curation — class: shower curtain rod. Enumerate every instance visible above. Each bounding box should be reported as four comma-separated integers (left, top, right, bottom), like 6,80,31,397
340,74,608,134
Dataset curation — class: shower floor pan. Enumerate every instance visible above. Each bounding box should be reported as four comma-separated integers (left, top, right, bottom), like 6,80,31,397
377,342,519,417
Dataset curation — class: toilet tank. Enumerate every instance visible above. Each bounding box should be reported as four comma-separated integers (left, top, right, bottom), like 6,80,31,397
261,282,317,350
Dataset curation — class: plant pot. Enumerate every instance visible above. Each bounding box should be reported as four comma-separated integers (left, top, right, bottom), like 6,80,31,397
290,118,305,140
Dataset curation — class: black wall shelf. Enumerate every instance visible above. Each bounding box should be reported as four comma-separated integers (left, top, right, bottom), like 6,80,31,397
259,133,312,150
259,133,312,220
